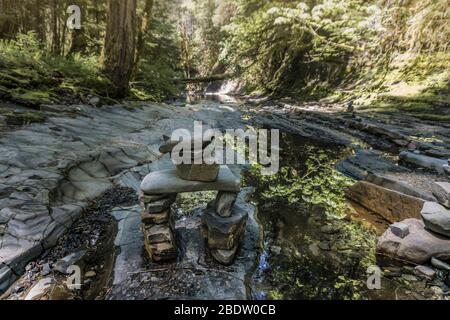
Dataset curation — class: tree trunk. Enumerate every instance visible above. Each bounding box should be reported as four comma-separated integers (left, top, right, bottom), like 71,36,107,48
134,0,154,67
103,0,137,98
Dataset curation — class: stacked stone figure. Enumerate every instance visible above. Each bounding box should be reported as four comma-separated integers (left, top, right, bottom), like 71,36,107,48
139,133,248,265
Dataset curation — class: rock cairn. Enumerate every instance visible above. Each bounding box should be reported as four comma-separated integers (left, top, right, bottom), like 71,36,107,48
139,134,247,265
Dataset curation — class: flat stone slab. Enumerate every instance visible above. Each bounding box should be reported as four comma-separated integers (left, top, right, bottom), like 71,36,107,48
432,182,450,208
399,151,447,174
346,181,425,223
421,201,450,238
140,165,240,194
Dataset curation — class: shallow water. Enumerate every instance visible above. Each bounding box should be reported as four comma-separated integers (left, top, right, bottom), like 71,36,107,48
242,133,418,300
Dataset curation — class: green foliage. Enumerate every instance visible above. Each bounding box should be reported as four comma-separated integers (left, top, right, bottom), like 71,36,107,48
221,0,378,96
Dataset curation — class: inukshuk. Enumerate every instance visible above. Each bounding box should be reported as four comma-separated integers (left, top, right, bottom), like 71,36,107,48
139,133,247,265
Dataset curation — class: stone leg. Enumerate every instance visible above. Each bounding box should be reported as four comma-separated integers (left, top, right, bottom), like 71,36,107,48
201,199,248,265
140,192,177,262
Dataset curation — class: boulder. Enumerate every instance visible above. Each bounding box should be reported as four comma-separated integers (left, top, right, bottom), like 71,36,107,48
399,151,447,174
431,182,450,208
376,218,450,265
215,191,238,218
140,165,240,195
346,181,425,223
421,201,450,237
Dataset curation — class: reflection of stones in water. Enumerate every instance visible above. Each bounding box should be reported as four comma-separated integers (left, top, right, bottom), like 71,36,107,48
244,134,401,300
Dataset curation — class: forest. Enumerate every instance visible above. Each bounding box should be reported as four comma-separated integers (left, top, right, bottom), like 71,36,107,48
0,0,448,116
0,0,450,303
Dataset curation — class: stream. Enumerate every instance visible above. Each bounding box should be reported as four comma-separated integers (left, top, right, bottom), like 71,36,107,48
2,95,439,300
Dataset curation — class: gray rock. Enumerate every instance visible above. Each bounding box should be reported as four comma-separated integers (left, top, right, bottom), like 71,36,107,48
142,195,177,213
366,173,436,202
201,202,248,251
443,164,450,176
414,265,436,280
377,218,450,265
399,151,447,174
159,130,215,154
141,209,170,225
390,222,410,238
421,201,450,237
215,191,238,218
140,165,240,194
53,250,86,274
176,163,220,182
432,182,450,208
431,257,450,271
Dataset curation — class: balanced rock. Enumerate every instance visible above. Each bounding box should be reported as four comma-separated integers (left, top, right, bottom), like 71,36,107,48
140,165,240,195
201,203,248,251
159,131,215,154
390,222,410,239
141,194,177,214
139,192,168,203
176,162,220,182
141,209,170,225
215,191,238,218
421,201,450,237
143,224,176,262
432,182,450,208
377,218,450,265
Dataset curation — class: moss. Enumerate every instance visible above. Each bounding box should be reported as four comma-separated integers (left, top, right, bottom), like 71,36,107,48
12,89,55,104
2,111,47,125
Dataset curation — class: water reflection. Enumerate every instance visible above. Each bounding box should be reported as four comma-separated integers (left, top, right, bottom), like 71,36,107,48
243,134,407,300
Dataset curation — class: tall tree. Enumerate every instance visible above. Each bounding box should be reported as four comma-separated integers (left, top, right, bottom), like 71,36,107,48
103,0,137,97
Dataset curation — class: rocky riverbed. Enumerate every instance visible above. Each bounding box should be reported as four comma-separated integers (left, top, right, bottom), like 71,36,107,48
1,96,450,299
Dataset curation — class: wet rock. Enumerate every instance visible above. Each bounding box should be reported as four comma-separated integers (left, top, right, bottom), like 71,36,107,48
201,203,248,251
432,182,450,208
431,257,450,271
390,222,410,239
377,218,450,265
421,202,450,237
53,250,86,274
414,265,436,280
211,247,238,266
346,181,425,223
215,191,238,218
24,278,53,300
141,165,240,194
399,151,447,174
